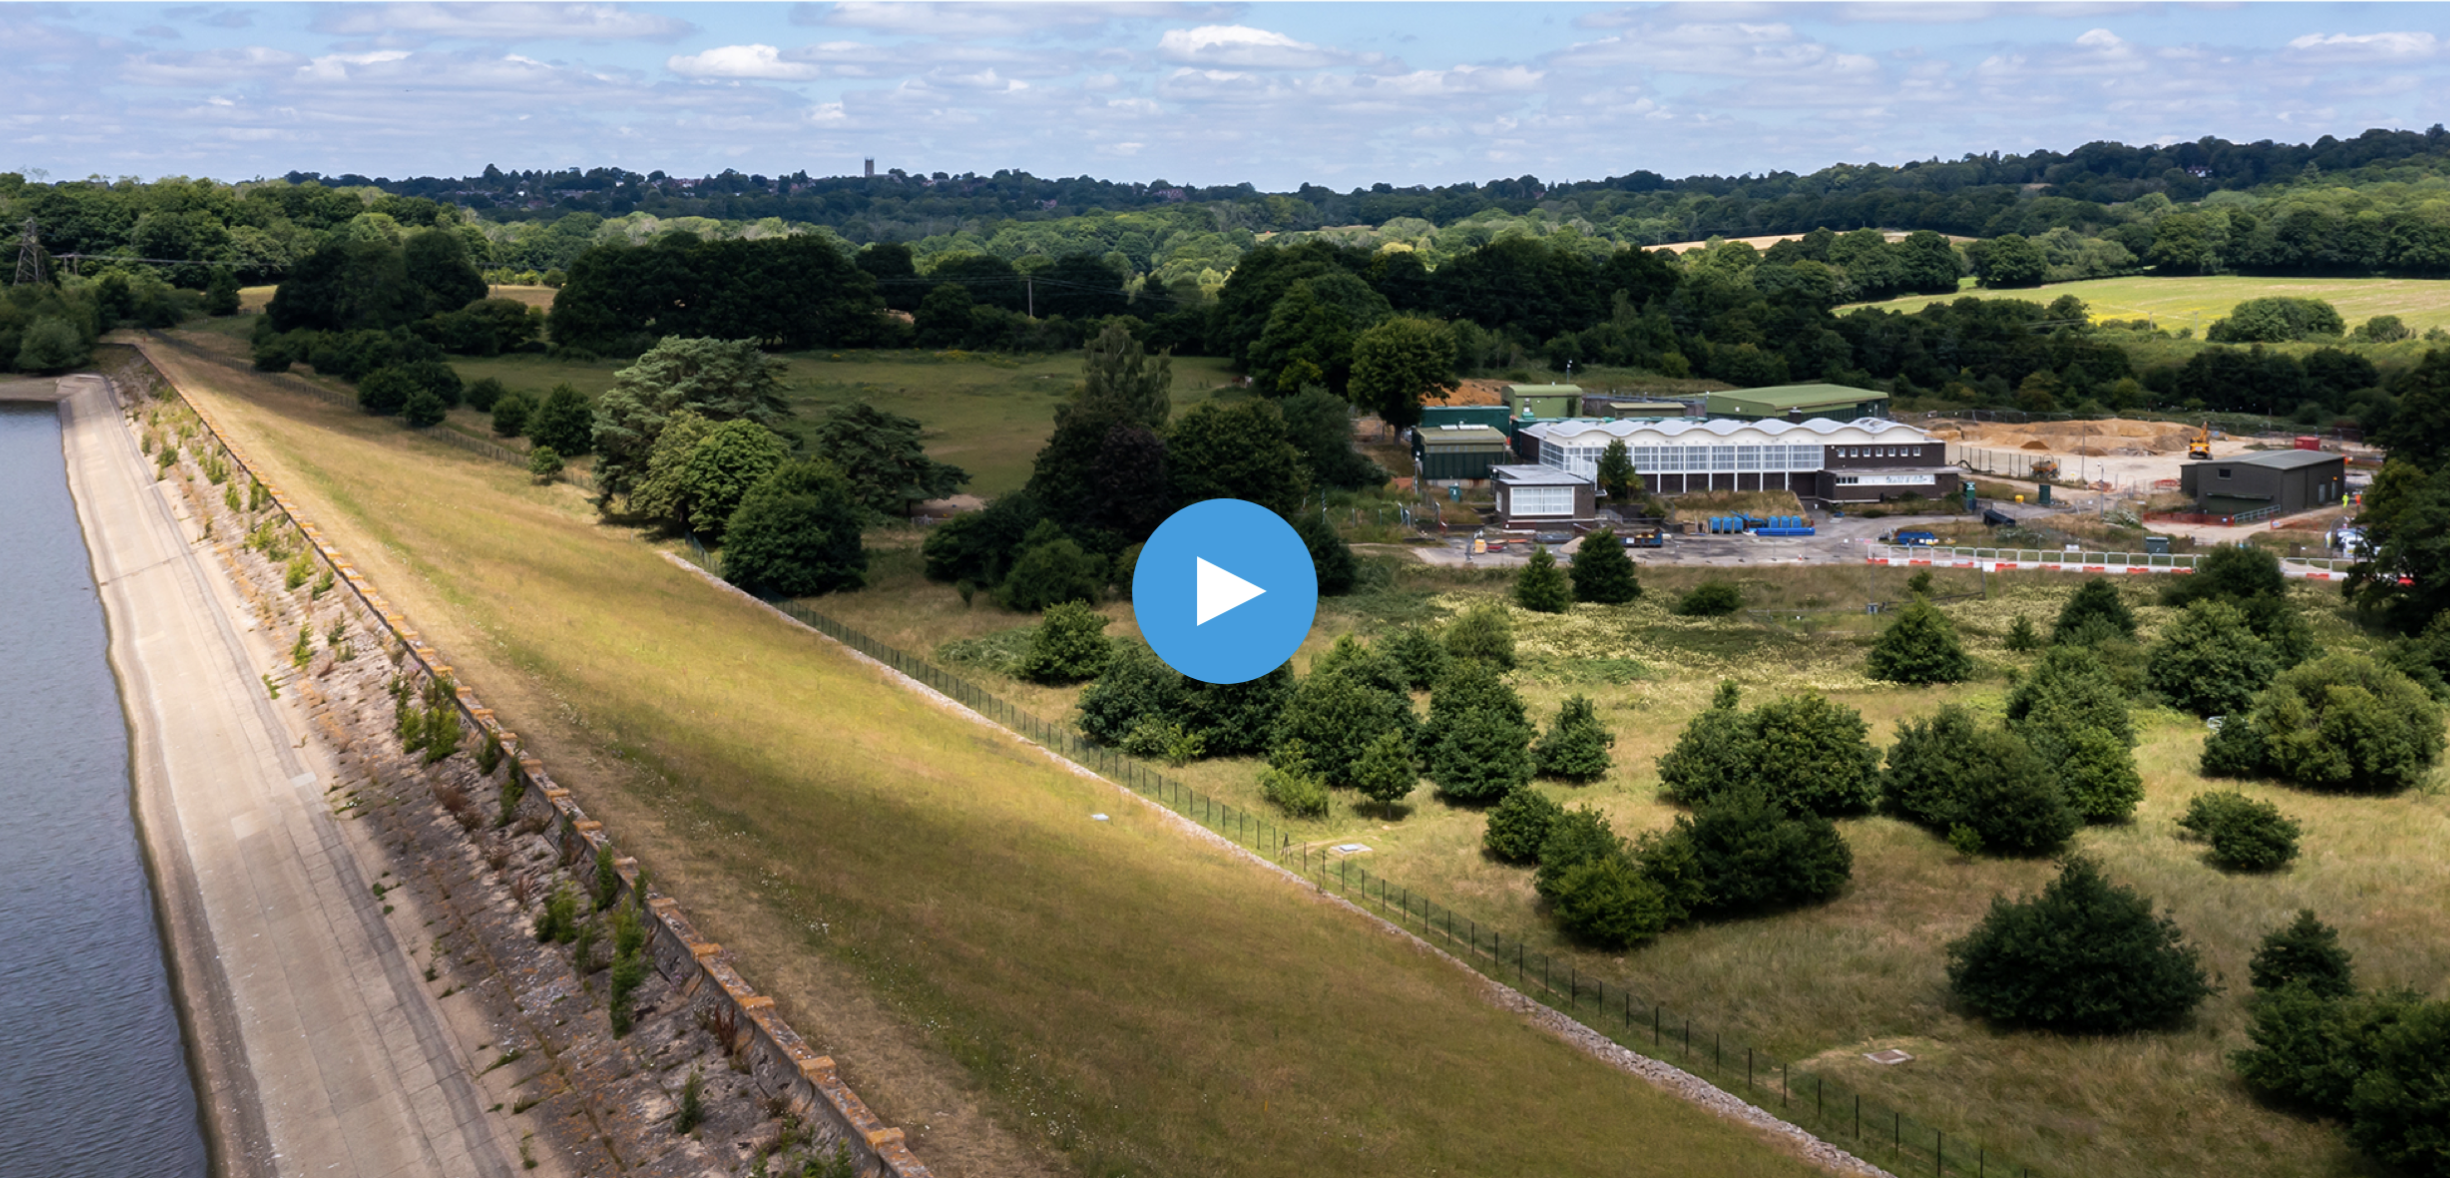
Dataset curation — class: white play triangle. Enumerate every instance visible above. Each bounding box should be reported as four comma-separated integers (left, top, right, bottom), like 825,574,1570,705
1195,557,1266,625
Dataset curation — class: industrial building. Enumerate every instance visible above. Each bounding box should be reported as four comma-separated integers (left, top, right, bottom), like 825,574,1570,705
1503,383,1583,421
1704,383,1890,422
1492,464,1598,525
1518,416,1955,504
2180,449,2348,518
1412,423,1515,481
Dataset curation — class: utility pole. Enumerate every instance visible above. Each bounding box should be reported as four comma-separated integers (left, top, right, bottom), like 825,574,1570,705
13,218,44,287
1025,275,1034,319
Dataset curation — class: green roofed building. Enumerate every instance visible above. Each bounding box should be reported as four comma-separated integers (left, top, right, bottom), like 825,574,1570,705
1503,384,1583,422
1412,424,1514,481
1705,383,1889,422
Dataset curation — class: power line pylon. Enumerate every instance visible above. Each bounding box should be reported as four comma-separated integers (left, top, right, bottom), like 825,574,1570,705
13,218,46,286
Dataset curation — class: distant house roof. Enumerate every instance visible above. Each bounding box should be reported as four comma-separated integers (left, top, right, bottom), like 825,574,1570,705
2199,449,2344,472
1493,464,1590,486
1706,383,1891,415
1523,416,1931,444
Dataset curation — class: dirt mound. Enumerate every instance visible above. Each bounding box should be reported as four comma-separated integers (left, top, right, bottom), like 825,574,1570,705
1427,378,1509,407
1954,418,2198,456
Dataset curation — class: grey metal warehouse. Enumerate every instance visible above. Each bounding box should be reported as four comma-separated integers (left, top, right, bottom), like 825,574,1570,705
2180,449,2348,518
1518,416,1958,504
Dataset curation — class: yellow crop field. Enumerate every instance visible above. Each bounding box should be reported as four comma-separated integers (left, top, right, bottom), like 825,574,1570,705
1844,273,2450,333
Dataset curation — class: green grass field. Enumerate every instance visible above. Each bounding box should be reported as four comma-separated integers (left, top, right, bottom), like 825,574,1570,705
819,547,2450,1178
1842,273,2450,334
146,339,1830,1178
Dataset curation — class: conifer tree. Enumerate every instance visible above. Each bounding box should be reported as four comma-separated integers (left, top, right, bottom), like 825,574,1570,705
1514,545,1571,613
1570,527,1642,604
1533,695,1615,782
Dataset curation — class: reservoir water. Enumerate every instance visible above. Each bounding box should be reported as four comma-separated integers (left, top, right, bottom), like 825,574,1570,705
0,400,209,1177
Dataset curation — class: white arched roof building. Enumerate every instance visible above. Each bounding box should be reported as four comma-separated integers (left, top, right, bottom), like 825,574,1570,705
1517,416,1958,503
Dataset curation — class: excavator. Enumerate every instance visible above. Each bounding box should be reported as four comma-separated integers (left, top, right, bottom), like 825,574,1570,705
2188,421,2214,461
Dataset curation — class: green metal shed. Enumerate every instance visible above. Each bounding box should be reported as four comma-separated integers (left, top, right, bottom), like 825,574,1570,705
1704,383,1889,421
1413,424,1514,481
1420,404,1517,434
1503,384,1583,422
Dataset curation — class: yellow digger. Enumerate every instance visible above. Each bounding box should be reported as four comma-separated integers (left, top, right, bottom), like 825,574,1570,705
2029,456,2061,481
2188,421,2214,461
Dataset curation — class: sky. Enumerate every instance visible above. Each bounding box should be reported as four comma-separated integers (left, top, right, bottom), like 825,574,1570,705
5,2,2449,190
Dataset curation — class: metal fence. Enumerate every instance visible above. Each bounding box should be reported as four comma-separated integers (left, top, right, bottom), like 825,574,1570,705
1871,545,2202,573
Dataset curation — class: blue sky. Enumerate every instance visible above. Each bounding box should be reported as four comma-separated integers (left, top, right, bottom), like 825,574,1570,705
6,2,2448,188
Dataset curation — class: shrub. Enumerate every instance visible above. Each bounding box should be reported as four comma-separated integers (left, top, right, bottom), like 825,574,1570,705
1278,663,1416,790
2250,654,2445,793
2046,721,2145,823
720,461,869,599
1866,599,1973,684
2149,599,2279,718
491,390,535,437
1513,545,1571,613
1419,660,1533,802
1674,787,1852,916
1946,856,2214,1033
1551,854,1670,949
1120,717,1205,766
997,522,1106,612
1349,728,1418,814
357,366,419,417
1655,681,1751,806
527,383,595,455
1259,740,1330,818
1443,600,1515,669
673,1066,704,1132
1296,513,1360,597
402,387,448,428
534,883,579,944
1883,705,2080,855
1534,805,1619,902
1483,788,1563,862
2201,713,2270,778
2007,644,2135,746
2342,1000,2450,1177
2004,614,2042,652
1747,692,1881,816
464,376,508,412
1015,600,1110,684
2234,987,2418,1116
2250,910,2354,997
2052,577,2137,645
1532,695,1614,782
2178,790,2302,872
526,445,564,484
1383,624,1450,690
1571,528,1642,604
1674,581,1743,617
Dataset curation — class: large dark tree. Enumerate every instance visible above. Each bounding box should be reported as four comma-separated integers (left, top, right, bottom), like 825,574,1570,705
551,234,887,354
809,401,969,519
721,460,868,598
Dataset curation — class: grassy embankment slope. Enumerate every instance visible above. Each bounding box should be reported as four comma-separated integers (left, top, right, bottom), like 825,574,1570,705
1843,273,2450,333
142,335,1829,1178
823,543,2450,1178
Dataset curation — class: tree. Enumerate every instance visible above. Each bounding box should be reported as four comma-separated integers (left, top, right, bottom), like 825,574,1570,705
1076,641,1190,747
1551,854,1670,950
1946,856,2215,1033
2349,460,2450,635
402,387,447,428
1420,660,1534,802
2233,986,2419,1115
1080,319,1173,430
810,401,970,519
13,316,89,372
1295,514,1359,596
1276,662,1414,790
1259,741,1330,818
720,460,868,598
2148,600,2279,718
2208,297,2347,343
997,522,1106,612
1749,693,1881,816
491,390,535,437
356,366,418,417
2005,614,2042,652
1513,546,1571,613
1346,316,1457,430
203,266,241,316
591,337,792,501
1570,529,1641,604
528,383,596,455
1978,233,2047,288
2250,910,2354,998
2163,545,2314,667
1443,601,1515,669
632,414,791,539
1533,695,1614,782
1349,728,1418,815
464,376,507,412
1593,438,1643,503
2038,722,2145,824
1883,706,2079,855
1674,582,1742,616
527,445,563,484
1673,787,1853,916
2250,654,2445,793
1247,272,1391,396
1279,389,1384,490
2374,350,2450,473
2053,578,2138,645
1656,682,1753,806
1165,399,1309,517
1384,624,1450,690
1866,599,1974,684
1016,600,1111,684
1534,806,1620,901
1483,787,1563,862
2342,1002,2450,1178
2007,645,2136,746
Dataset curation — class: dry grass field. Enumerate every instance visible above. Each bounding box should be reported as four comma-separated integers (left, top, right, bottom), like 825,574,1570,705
1843,273,2450,334
138,339,1832,1178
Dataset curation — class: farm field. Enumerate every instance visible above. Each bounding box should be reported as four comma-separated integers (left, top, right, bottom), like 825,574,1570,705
827,548,2450,1178
1842,273,2450,333
137,338,1830,1178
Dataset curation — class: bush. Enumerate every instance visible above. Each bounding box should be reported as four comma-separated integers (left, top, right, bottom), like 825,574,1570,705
2342,1000,2450,1177
1748,692,1881,816
1513,545,1571,613
1946,857,2214,1033
2148,599,2278,718
1534,805,1619,902
997,522,1106,612
1419,660,1532,802
2004,614,2041,652
1259,740,1330,818
1674,787,1852,916
2038,722,2144,824
2233,987,2419,1116
720,460,868,599
1015,600,1110,684
2201,713,2270,778
1883,705,2080,856
1296,513,1360,597
1278,662,1416,789
15,315,89,372
2250,910,2354,997
1532,695,1614,782
464,376,508,412
526,445,563,484
1443,600,1515,669
528,383,595,455
2007,644,2135,747
1483,788,1563,862
2052,577,2137,645
1383,624,1450,690
2250,654,2445,793
1076,642,1188,745
491,390,535,437
1655,681,1751,806
2177,790,2302,872
1674,581,1742,617
1571,528,1642,604
1866,599,1973,684
1551,854,1670,949
356,365,419,416
1349,728,1418,814
402,387,447,428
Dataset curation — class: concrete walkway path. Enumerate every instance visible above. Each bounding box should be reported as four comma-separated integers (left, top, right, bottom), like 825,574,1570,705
53,375,519,1178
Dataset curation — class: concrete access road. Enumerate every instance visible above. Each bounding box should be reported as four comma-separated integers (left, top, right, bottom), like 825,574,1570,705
55,375,520,1178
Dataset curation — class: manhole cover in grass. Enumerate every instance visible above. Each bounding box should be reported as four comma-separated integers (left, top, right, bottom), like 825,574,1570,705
1090,813,1110,822
1864,1049,1915,1065
1334,843,1371,854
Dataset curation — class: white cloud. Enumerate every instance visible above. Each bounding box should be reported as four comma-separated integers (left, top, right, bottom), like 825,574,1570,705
668,44,823,81
123,46,305,85
2284,31,2441,62
1158,24,1345,69
803,2,1203,41
310,4,692,42
298,50,412,82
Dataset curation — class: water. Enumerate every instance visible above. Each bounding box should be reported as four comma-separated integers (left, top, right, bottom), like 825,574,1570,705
0,401,209,1177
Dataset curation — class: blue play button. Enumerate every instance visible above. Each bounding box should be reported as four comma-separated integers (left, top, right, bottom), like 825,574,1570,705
1133,499,1318,684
